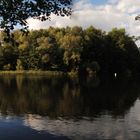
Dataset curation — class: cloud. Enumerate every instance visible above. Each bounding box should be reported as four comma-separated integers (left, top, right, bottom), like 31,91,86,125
27,0,140,46
24,114,131,139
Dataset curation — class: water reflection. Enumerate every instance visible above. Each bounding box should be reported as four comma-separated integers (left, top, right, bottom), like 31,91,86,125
0,75,139,118
0,75,139,139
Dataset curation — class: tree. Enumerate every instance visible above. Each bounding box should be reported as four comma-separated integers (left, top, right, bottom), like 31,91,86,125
0,0,72,35
60,33,83,72
0,26,139,76
80,26,105,74
0,41,18,70
107,28,140,76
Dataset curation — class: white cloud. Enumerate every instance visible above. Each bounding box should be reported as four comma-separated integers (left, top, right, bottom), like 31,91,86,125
24,114,132,139
27,0,140,46
116,0,140,14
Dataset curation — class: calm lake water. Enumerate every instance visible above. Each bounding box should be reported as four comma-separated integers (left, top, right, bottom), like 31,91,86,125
0,75,140,140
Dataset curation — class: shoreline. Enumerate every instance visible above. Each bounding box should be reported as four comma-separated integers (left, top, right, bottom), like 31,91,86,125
0,70,65,76
0,70,79,77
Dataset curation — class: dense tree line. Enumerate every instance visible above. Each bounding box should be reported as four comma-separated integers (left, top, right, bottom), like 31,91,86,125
0,26,139,77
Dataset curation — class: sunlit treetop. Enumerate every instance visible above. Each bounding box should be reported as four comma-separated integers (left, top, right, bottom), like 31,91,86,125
0,0,72,36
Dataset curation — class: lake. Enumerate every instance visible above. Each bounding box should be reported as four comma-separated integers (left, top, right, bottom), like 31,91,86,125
0,75,140,140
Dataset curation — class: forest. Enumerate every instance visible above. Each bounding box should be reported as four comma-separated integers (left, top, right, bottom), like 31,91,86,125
0,26,140,77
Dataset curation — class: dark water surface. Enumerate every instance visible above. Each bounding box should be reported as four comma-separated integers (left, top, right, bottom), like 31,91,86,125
0,75,140,140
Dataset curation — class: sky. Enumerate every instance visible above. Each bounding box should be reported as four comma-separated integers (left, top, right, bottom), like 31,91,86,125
90,0,108,5
27,0,140,46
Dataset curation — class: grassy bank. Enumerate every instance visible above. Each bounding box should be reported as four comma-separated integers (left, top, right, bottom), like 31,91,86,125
0,70,67,76
0,70,80,78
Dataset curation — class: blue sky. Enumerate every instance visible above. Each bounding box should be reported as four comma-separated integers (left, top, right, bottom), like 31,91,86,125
89,0,108,5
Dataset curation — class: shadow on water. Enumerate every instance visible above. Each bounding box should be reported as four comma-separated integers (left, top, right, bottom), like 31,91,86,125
80,75,140,117
0,75,139,119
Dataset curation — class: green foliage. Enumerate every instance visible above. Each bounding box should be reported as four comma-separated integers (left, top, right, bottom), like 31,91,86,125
16,59,24,70
0,26,139,77
0,0,72,35
107,28,140,75
3,64,11,70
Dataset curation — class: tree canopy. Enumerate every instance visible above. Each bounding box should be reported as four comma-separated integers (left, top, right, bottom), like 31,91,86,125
0,26,139,78
0,0,72,35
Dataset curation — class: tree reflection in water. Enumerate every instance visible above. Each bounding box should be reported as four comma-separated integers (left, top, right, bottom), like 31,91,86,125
0,75,139,119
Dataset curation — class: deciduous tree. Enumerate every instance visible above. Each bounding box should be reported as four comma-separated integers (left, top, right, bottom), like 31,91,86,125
0,0,72,35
